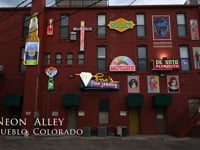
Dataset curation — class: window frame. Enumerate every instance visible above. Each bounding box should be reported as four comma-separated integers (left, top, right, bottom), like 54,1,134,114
97,13,106,38
55,53,62,64
22,14,31,38
136,13,146,37
19,47,26,72
179,45,191,71
97,46,106,71
66,53,73,65
137,45,148,71
60,14,69,38
99,100,109,124
78,52,85,65
44,53,51,65
176,13,187,37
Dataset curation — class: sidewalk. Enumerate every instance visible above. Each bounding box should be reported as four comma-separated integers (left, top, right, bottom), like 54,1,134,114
1,134,192,141
0,134,199,150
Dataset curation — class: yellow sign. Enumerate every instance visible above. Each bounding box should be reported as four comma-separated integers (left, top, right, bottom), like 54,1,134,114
107,18,135,32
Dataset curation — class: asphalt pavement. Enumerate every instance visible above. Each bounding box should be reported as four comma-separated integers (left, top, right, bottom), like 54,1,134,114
0,135,200,150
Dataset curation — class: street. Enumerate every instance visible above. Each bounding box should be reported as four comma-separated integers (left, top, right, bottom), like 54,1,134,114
0,135,200,150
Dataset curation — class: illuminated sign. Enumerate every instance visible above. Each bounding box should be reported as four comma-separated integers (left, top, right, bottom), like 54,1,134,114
110,56,135,72
24,14,40,65
76,72,120,90
152,59,180,70
108,18,135,32
45,67,58,91
84,80,120,90
73,21,92,51
80,72,93,87
47,19,54,36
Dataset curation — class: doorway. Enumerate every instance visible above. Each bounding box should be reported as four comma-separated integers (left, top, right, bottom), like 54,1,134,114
67,107,77,130
129,108,140,134
155,107,167,134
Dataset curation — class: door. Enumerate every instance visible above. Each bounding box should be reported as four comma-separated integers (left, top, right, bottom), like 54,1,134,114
67,107,77,130
156,107,167,134
129,108,140,134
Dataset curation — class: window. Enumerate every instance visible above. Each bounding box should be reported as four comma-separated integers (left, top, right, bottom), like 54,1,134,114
188,99,200,116
55,53,62,64
137,46,148,71
78,52,84,64
176,13,187,36
179,46,190,71
19,48,26,72
60,14,69,37
66,53,73,65
22,15,30,38
44,53,51,65
97,46,106,71
99,100,109,124
97,14,106,38
136,14,146,37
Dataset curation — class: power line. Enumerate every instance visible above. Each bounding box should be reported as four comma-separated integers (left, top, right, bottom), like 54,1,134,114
0,0,30,22
0,0,105,44
129,0,137,6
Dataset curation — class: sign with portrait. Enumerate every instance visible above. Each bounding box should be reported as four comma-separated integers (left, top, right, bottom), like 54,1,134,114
167,75,180,93
152,15,171,40
193,47,200,69
147,76,160,93
190,19,199,40
128,76,140,93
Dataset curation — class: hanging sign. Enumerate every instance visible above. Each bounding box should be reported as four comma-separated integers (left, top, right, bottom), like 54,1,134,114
107,18,135,32
45,67,58,91
110,56,136,72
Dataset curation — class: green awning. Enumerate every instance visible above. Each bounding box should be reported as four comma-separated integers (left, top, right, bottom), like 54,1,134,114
126,93,144,107
62,93,80,107
153,94,172,106
99,100,109,111
2,94,22,107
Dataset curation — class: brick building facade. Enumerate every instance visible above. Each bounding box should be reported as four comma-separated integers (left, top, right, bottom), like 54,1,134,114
0,0,200,137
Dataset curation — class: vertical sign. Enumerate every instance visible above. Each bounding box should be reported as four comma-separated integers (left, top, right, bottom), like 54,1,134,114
193,47,200,69
80,21,85,51
45,67,58,91
24,14,40,65
147,76,160,93
47,19,54,36
167,75,180,93
190,19,199,40
128,76,140,93
73,21,92,51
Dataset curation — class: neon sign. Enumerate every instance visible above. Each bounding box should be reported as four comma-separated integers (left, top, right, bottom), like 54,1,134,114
47,19,54,36
45,67,58,91
73,21,92,51
152,59,180,70
110,56,135,72
108,18,135,32
75,72,120,90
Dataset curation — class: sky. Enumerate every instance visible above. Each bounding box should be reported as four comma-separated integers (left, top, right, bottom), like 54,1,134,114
0,0,187,7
